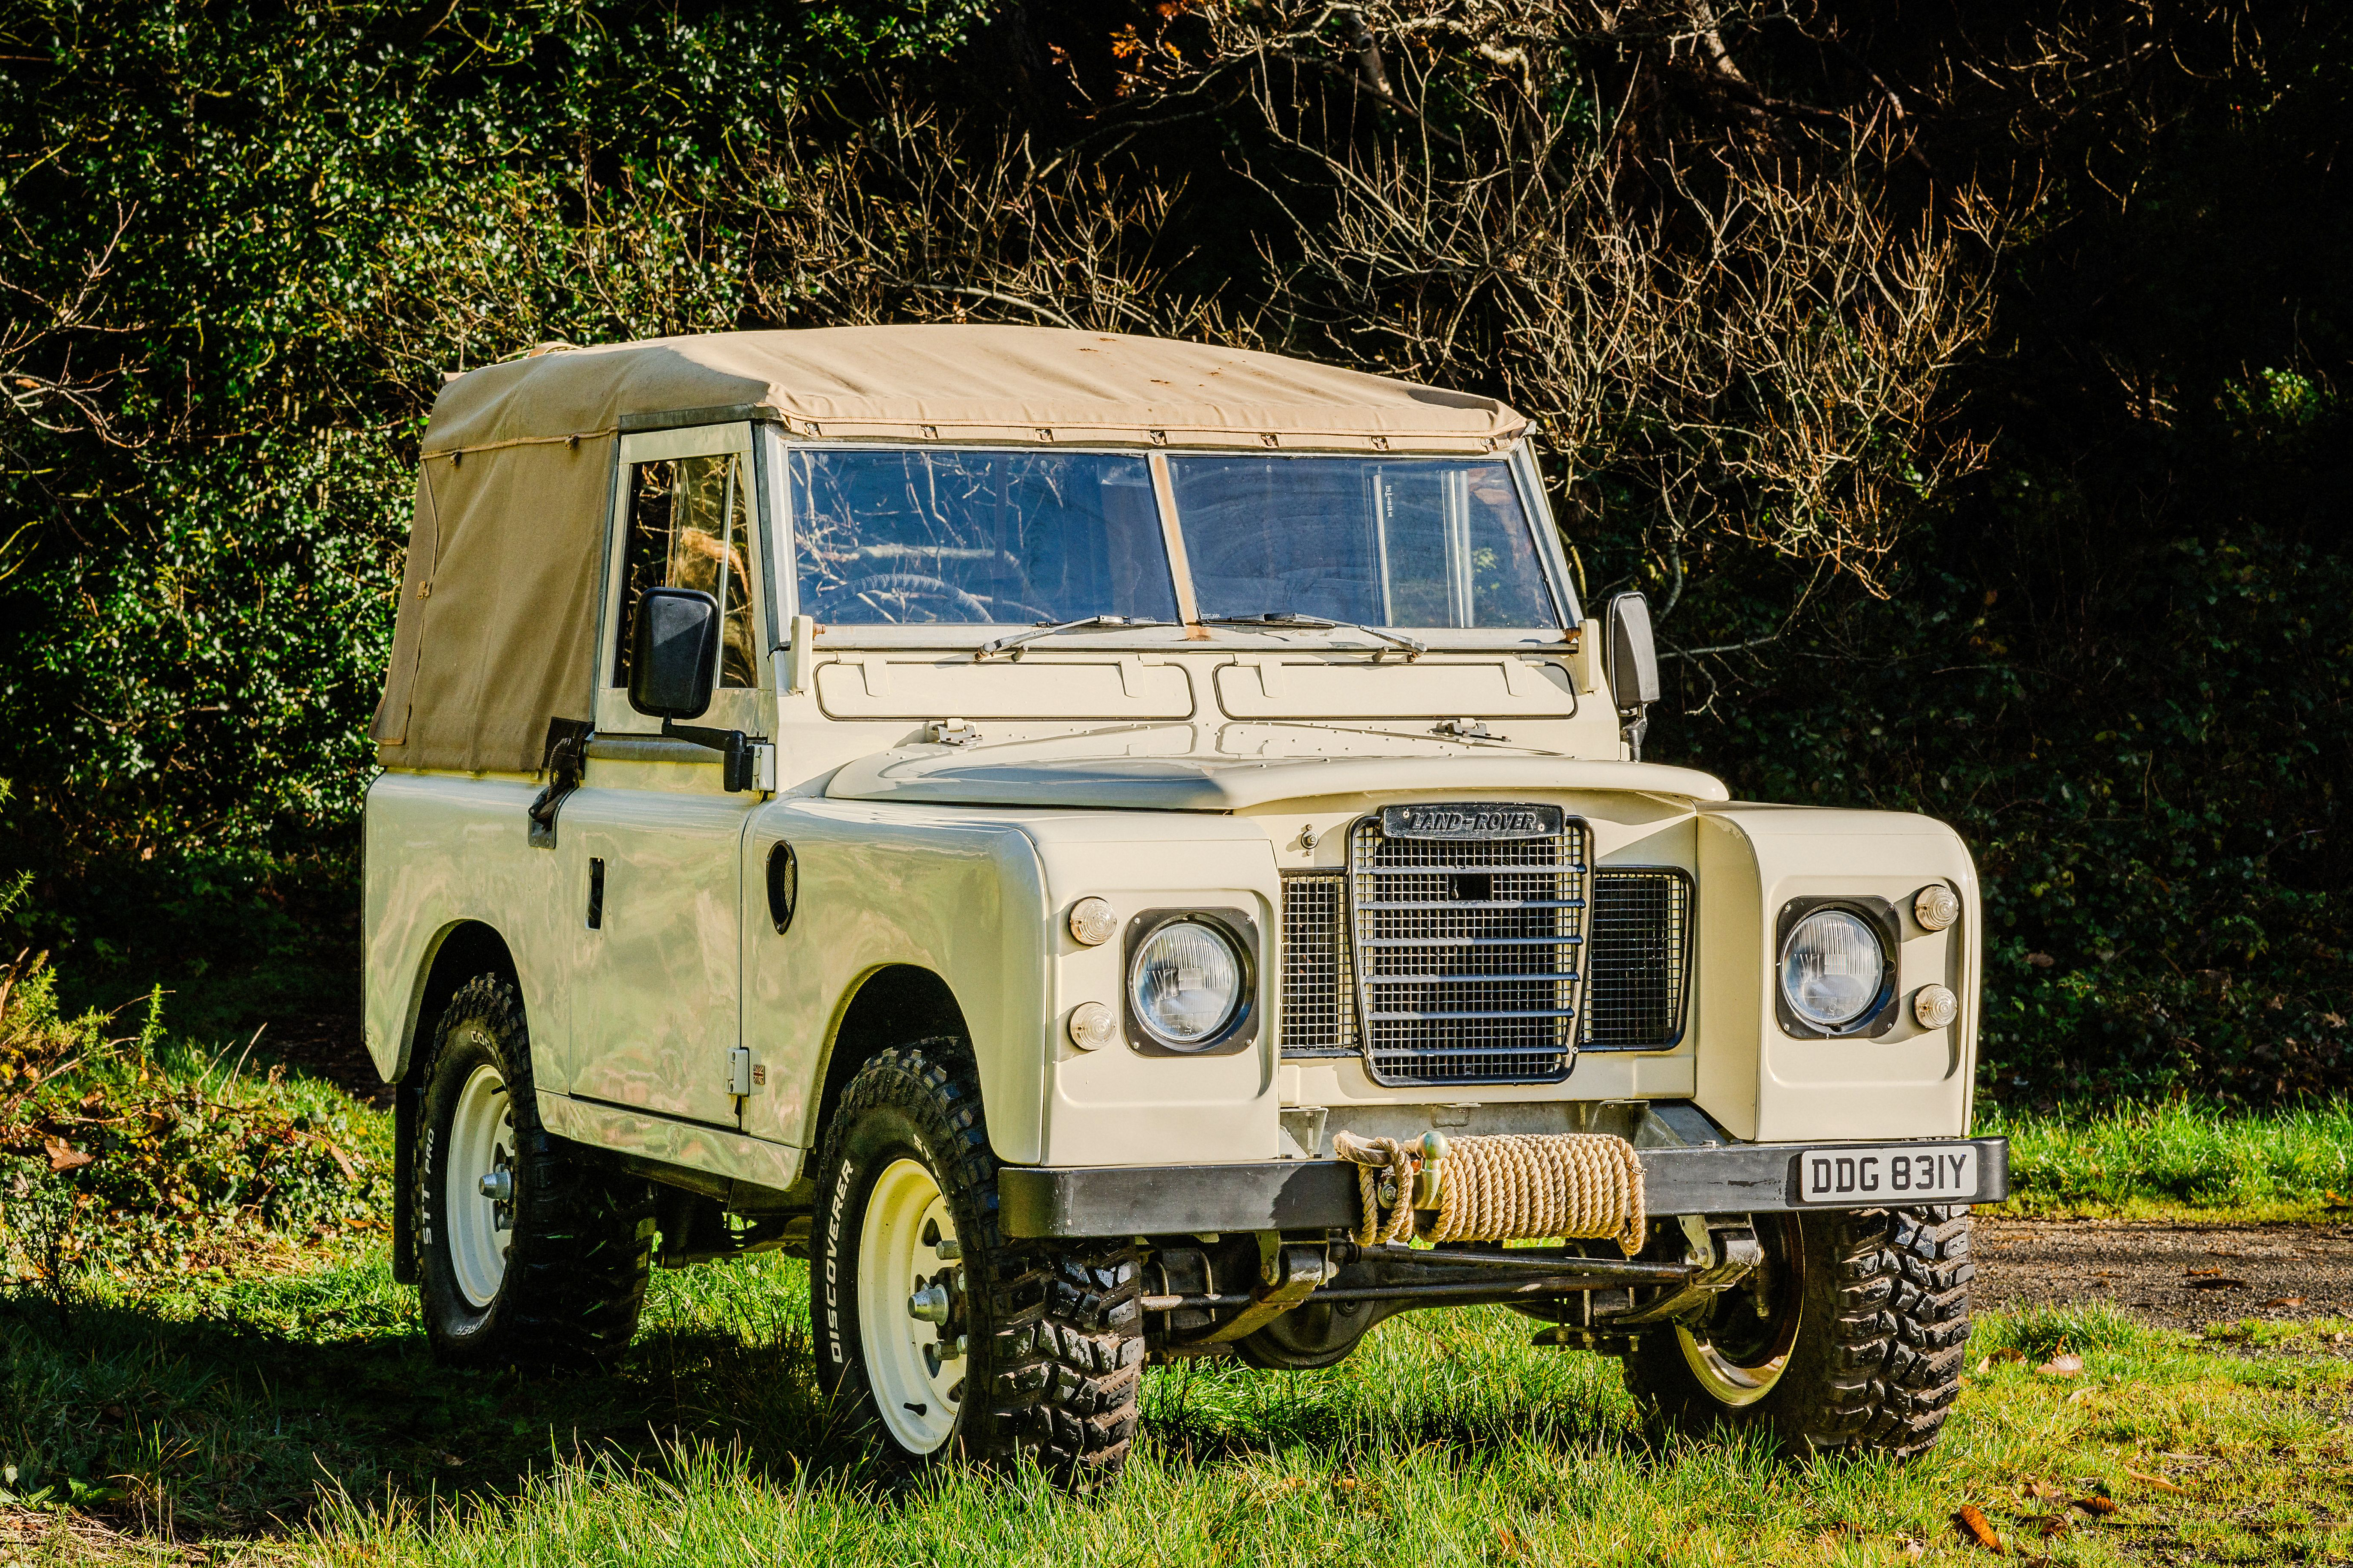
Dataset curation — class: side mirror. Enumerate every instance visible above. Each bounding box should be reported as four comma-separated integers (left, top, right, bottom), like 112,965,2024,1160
622,586,769,792
1603,591,1661,760
628,586,720,721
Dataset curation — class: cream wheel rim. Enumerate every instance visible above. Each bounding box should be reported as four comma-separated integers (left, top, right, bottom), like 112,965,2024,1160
857,1157,964,1454
1676,1294,1799,1407
446,1061,516,1309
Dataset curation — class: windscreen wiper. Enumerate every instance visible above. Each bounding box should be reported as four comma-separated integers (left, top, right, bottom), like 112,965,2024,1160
1198,612,1426,661
974,614,1175,661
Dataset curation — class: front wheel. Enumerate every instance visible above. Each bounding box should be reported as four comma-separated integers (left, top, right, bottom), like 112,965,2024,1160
413,974,656,1368
1621,1206,1973,1459
811,1041,1145,1487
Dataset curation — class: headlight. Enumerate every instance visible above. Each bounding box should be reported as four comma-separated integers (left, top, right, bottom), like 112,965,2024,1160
1128,918,1245,1048
1779,908,1886,1030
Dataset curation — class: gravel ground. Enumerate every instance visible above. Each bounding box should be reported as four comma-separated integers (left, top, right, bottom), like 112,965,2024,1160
1972,1216,2353,1332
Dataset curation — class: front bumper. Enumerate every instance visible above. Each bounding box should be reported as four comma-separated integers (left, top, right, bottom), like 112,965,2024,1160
999,1136,2009,1240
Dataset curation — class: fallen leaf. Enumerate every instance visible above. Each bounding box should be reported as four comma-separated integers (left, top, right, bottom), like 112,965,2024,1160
2257,1296,2305,1309
1990,1347,2026,1365
1974,1355,1992,1375
1902,1541,1927,1561
2073,1496,2119,1517
2039,1517,2071,1538
2124,1467,2188,1495
2185,1277,2247,1290
1955,1505,2005,1553
2036,1352,2084,1377
2022,1479,2060,1500
2066,1388,2094,1405
41,1134,93,1173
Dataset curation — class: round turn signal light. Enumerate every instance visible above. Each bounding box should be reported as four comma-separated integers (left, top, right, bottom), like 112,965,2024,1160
1913,884,1961,931
1913,984,1959,1029
1067,1001,1118,1051
1069,897,1118,946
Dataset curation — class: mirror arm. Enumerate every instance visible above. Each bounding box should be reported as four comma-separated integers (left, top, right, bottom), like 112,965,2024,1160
1620,707,1650,763
659,718,768,793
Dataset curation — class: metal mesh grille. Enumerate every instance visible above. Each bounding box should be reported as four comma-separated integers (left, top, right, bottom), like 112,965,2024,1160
1580,868,1693,1050
1279,872,1354,1054
1349,810,1590,1085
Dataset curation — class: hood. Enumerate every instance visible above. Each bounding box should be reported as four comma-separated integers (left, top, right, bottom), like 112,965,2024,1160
821,723,1730,812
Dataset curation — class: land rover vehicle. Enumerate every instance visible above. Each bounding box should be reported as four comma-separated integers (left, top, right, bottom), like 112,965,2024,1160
364,326,1999,1484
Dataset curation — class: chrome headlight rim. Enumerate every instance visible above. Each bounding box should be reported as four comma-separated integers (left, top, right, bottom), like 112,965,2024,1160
1120,907,1260,1056
1774,897,1900,1039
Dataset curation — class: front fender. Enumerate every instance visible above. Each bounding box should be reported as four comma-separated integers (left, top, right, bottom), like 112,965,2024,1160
1692,805,1982,1143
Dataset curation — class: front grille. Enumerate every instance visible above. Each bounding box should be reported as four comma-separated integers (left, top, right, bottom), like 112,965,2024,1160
1279,871,1354,1054
1348,808,1591,1086
1581,868,1693,1050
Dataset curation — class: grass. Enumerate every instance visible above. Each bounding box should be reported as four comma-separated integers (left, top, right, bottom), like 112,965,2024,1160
4,1253,2350,1566
6,944,2353,1564
1987,1099,2353,1222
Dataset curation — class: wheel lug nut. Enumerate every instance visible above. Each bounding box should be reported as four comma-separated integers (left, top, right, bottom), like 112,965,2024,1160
907,1282,951,1325
478,1169,513,1202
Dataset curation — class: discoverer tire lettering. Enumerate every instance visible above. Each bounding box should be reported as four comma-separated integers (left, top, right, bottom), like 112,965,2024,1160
412,973,658,1369
809,1039,1145,1487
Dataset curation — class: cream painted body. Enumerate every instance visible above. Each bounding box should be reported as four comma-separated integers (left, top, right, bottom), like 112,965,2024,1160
364,425,1985,1194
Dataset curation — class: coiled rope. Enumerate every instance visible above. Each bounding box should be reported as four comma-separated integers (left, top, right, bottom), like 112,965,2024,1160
1332,1131,1647,1255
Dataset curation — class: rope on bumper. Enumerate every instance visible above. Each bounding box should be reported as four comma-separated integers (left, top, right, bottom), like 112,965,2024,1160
1333,1131,1648,1255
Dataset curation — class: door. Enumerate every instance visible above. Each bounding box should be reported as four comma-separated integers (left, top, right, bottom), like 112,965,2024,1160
563,422,771,1127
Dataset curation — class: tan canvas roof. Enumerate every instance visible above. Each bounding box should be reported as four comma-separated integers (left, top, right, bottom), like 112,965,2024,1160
372,326,1530,775
423,326,1527,455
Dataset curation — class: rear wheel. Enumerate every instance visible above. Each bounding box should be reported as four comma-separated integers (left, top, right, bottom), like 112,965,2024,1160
413,974,656,1368
1621,1206,1972,1459
811,1041,1145,1487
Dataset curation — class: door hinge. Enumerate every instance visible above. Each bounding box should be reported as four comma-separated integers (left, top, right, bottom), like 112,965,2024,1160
729,1045,754,1098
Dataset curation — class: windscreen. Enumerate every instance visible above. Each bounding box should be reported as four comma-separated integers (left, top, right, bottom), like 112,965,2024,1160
791,449,1178,625
1169,456,1559,628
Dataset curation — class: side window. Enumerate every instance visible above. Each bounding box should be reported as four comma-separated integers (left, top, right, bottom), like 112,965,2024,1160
612,452,757,688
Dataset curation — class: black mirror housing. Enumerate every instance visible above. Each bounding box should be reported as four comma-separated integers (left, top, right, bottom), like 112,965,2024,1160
1604,591,1661,711
628,586,720,721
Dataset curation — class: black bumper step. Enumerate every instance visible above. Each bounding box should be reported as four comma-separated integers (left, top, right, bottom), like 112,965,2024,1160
998,1136,2010,1240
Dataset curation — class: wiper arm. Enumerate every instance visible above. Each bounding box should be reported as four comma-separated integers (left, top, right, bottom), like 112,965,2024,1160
1198,612,1425,661
975,614,1174,661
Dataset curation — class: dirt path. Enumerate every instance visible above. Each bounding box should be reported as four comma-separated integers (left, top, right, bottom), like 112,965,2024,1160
1972,1216,2353,1332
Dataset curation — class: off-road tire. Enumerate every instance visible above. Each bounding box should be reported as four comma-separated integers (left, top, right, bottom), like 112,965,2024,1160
413,973,656,1368
1622,1206,1972,1459
811,1040,1145,1487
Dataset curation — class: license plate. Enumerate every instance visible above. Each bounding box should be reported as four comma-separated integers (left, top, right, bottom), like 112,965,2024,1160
1795,1145,1980,1204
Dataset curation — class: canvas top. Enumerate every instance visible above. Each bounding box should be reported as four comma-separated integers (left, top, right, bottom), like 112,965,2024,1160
424,325,1528,455
373,326,1536,776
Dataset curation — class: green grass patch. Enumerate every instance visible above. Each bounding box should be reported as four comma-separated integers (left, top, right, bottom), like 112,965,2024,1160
6,938,2352,1562
1983,1098,2353,1221
0,946,391,1295
5,1252,2349,1566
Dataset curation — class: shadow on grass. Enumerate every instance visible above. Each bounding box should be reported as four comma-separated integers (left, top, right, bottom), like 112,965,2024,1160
1137,1307,1642,1469
0,1254,869,1543
1,1260,1652,1546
